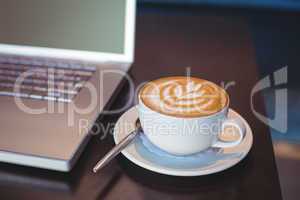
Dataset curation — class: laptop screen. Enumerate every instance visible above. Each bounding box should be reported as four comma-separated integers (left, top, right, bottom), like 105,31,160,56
0,0,126,54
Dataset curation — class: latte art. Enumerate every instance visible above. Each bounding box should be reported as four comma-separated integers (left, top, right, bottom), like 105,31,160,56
140,77,228,117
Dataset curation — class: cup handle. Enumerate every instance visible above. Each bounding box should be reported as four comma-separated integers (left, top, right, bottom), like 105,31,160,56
211,116,246,148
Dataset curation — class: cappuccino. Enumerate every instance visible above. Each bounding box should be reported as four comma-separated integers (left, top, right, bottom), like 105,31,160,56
139,76,229,118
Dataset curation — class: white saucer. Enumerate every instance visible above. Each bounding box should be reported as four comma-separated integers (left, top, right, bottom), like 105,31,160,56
113,106,253,176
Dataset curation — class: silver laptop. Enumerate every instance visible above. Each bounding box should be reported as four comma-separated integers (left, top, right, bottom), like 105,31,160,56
0,0,136,171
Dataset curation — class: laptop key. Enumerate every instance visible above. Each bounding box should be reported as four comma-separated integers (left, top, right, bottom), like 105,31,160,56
0,61,95,102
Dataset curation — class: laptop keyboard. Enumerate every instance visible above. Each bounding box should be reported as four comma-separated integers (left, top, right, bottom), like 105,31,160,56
0,58,96,102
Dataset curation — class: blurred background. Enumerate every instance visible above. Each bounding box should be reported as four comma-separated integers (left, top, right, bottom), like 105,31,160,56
138,1,300,200
140,0,300,10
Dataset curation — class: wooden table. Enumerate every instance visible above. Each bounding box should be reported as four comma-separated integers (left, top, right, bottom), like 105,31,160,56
0,5,282,200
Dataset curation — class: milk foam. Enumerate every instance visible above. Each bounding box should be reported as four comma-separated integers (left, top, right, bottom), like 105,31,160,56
140,77,228,117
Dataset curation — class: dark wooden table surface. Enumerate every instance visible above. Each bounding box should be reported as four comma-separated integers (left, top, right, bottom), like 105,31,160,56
0,5,282,200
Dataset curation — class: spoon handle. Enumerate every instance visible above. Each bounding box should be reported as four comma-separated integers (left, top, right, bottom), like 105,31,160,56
93,130,138,173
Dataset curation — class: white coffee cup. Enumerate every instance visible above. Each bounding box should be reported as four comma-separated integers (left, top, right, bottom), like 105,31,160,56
138,90,246,156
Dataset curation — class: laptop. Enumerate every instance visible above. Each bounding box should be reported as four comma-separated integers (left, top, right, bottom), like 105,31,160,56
0,0,136,171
